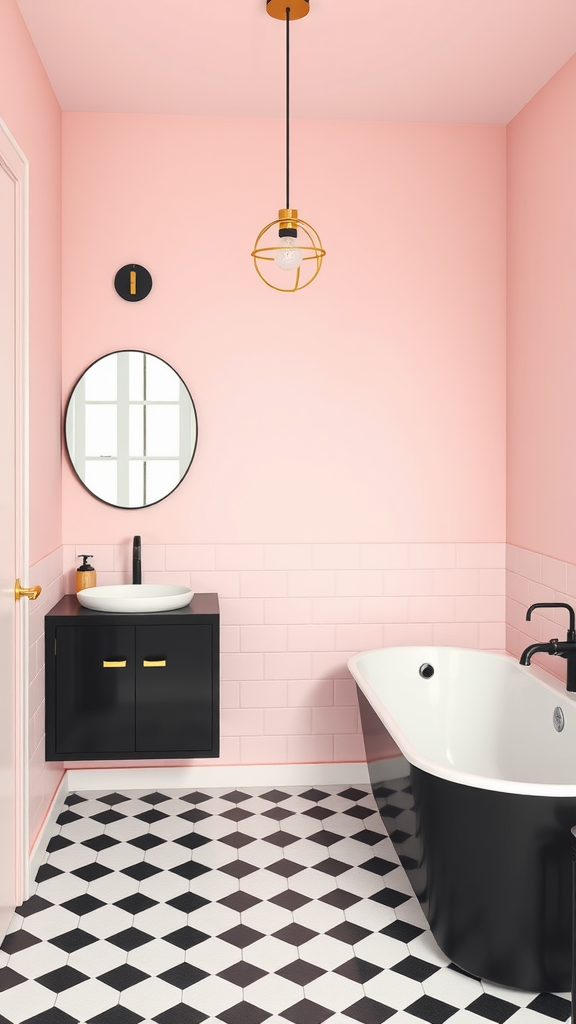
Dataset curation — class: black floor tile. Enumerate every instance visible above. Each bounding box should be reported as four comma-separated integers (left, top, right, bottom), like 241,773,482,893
219,807,253,822
34,864,63,883
261,789,291,803
88,1010,144,1024
406,995,459,1024
91,809,126,825
0,966,26,991
273,922,317,946
466,995,521,1023
139,792,170,805
135,808,168,823
122,861,162,881
344,805,373,820
97,964,149,991
218,1004,269,1024
71,862,113,882
267,859,305,878
81,834,120,852
303,806,334,821
0,929,40,954
114,893,159,915
168,891,210,913
159,963,209,988
178,807,211,823
270,890,311,911
308,830,342,847
98,793,130,806
381,921,422,942
107,927,154,951
15,895,53,918
46,835,73,853
164,925,210,949
314,857,351,876
327,921,371,945
56,810,82,826
155,1008,206,1024
391,955,441,981
218,960,267,987
319,888,360,910
174,831,211,850
261,831,299,848
220,832,256,849
344,997,397,1024
300,789,330,802
61,893,105,916
180,791,211,804
262,806,294,820
22,1011,79,1024
128,832,165,850
527,995,571,1021
170,860,211,881
281,998,333,1024
220,924,264,948
65,793,87,805
335,957,383,983
218,859,258,878
370,887,411,909
49,928,98,953
221,790,251,804
276,960,325,986
36,965,89,992
358,856,398,876
351,829,387,846
218,891,262,912
339,787,370,802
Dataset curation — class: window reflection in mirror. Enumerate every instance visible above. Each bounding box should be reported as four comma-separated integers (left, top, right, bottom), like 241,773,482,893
65,350,198,508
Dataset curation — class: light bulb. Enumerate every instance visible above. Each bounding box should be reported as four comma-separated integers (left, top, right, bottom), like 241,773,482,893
274,237,303,271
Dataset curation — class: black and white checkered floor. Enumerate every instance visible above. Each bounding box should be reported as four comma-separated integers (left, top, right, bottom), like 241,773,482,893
0,784,571,1024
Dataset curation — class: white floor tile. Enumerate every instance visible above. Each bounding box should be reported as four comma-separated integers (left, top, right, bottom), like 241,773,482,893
408,929,451,968
344,897,396,932
304,969,365,1012
0,978,55,1023
186,902,241,936
186,936,242,974
423,967,484,1007
287,868,341,900
35,872,88,905
22,904,80,941
68,937,128,976
8,940,68,979
364,966,424,1009
87,871,140,904
127,936,184,975
181,973,239,1014
133,902,187,938
292,898,344,934
239,899,293,935
55,977,119,1019
243,971,303,1014
239,869,290,901
243,934,298,973
354,931,409,970
297,932,352,971
120,974,182,1017
139,870,191,903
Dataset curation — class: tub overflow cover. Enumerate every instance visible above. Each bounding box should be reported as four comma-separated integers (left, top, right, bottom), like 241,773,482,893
553,706,565,732
419,663,434,679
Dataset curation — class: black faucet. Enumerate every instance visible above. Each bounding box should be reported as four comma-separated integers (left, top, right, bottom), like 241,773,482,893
132,536,142,585
519,602,576,691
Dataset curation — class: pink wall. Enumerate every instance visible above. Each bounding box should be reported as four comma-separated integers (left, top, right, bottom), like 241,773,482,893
506,54,576,564
62,114,506,546
0,0,62,565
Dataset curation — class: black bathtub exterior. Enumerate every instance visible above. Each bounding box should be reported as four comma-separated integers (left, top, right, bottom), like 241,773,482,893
357,686,576,992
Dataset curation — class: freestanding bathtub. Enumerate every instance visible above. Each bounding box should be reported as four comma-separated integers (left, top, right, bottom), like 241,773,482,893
348,645,576,992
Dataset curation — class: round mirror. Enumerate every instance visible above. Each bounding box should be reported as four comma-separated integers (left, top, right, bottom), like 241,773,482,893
65,350,198,508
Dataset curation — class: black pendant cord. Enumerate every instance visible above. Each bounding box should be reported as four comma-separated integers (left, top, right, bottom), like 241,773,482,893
285,6,290,210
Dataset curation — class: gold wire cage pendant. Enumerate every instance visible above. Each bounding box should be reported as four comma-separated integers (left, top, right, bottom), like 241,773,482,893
252,208,325,292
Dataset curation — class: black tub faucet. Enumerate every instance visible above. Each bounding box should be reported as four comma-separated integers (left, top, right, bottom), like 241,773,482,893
132,536,142,584
519,602,576,691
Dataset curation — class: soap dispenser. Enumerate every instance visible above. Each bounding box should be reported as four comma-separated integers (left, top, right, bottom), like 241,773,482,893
76,555,96,593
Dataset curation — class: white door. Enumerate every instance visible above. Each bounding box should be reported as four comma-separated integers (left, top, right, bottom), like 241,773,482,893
0,121,29,934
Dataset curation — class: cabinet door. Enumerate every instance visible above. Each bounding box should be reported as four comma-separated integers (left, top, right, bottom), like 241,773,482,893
135,624,213,752
56,625,135,754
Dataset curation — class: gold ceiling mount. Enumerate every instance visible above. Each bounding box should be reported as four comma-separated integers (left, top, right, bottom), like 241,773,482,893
267,0,309,20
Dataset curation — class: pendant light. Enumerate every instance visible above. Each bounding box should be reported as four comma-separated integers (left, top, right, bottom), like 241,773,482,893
252,0,325,292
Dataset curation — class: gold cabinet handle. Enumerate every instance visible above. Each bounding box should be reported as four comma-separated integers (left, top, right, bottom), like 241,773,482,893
103,660,127,668
143,660,166,668
14,579,42,601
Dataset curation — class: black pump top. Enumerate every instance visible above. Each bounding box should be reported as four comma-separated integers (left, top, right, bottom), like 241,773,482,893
78,555,95,571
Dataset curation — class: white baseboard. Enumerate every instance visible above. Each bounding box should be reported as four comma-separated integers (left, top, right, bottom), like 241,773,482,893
66,761,374,792
28,773,69,892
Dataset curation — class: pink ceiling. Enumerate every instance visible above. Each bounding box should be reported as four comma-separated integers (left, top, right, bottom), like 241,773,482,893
15,0,576,124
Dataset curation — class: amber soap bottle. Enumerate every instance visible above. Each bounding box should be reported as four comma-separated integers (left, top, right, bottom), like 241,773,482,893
76,554,96,593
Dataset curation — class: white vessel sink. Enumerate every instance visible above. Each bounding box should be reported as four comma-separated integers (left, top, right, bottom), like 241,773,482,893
77,584,194,613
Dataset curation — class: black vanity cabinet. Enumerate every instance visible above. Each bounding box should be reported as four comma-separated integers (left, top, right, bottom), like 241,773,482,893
45,593,219,760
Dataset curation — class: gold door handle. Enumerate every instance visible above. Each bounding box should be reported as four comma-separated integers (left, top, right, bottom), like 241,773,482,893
14,579,42,601
103,660,127,668
143,660,166,668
